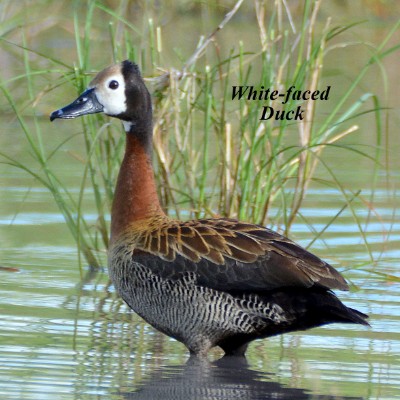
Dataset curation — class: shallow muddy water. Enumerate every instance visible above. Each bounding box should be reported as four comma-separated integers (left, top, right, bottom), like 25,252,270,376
1,165,399,399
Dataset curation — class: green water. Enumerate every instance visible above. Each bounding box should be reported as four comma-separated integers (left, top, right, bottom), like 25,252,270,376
1,169,399,399
1,1,400,399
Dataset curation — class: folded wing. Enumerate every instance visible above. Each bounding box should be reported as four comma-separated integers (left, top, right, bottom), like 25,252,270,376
129,218,348,292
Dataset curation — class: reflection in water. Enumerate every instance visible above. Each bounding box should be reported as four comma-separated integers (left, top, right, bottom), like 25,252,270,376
117,357,363,400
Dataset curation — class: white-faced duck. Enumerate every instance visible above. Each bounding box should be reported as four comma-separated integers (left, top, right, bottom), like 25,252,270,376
51,61,369,358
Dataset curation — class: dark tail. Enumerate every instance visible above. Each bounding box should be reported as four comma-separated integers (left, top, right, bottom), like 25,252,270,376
264,287,370,332
328,304,370,327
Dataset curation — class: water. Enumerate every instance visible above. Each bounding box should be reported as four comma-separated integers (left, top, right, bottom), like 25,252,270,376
1,167,399,399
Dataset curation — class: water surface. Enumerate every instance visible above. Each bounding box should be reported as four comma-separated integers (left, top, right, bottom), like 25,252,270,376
1,166,399,399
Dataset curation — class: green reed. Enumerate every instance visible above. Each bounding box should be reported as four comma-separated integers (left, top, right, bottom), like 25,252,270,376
0,0,398,271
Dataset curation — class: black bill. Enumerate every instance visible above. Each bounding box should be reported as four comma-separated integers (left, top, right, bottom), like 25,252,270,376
50,88,104,121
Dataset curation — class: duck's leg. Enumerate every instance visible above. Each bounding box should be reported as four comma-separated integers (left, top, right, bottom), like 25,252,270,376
219,339,250,357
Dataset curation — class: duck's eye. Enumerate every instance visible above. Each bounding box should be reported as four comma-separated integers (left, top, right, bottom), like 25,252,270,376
108,80,119,90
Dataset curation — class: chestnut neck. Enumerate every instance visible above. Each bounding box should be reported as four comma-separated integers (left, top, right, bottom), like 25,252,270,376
110,132,164,243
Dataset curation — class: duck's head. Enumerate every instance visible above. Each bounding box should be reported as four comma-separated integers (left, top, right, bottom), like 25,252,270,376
50,60,152,135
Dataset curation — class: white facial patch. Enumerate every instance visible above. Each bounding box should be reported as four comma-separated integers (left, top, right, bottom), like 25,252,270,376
90,72,127,117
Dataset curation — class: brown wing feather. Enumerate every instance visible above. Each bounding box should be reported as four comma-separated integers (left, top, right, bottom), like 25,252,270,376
178,227,210,254
127,216,348,291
